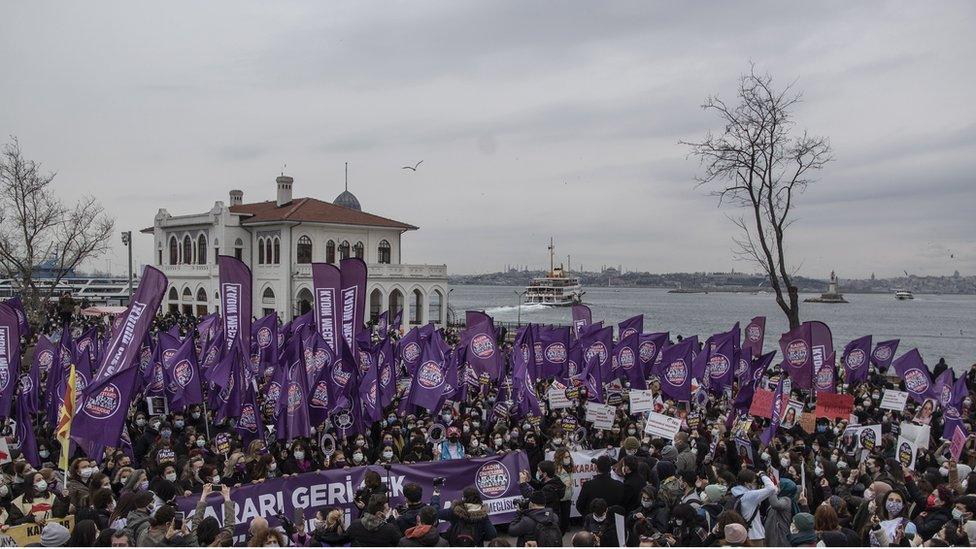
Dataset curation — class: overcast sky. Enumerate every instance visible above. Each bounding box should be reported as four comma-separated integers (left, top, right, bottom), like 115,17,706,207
2,1,974,278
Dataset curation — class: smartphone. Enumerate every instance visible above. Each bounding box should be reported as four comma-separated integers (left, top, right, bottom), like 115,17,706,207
211,484,224,492
173,511,185,529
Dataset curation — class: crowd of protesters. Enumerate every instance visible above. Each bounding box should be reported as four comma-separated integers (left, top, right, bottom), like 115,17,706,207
3,303,976,547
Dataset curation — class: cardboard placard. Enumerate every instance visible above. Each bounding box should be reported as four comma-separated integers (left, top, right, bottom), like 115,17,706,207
585,402,615,430
896,436,917,470
799,412,817,434
880,389,909,411
547,386,573,410
899,422,931,449
644,411,682,440
749,388,788,419
951,426,967,461
815,393,854,420
628,389,654,414
214,432,232,455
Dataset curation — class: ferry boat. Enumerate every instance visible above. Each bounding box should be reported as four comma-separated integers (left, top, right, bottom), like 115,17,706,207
523,238,583,306
894,289,914,300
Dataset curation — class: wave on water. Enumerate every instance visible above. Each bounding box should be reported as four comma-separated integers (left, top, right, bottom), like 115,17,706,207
483,303,551,315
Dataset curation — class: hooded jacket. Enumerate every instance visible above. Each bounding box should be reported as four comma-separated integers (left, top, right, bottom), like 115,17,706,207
438,502,497,545
398,524,449,547
508,507,561,547
347,512,402,547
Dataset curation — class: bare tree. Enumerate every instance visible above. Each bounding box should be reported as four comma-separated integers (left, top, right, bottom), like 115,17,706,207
682,67,832,329
0,137,115,324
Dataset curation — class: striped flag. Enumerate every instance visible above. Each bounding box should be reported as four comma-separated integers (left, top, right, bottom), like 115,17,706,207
55,365,77,472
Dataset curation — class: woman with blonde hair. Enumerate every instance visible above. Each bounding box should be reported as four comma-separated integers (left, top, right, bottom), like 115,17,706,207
553,446,575,533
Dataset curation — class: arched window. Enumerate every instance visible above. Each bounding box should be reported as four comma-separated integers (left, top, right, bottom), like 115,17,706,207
273,237,280,264
197,234,207,265
168,286,179,313
258,237,265,264
234,238,243,260
296,288,313,316
411,289,423,324
353,241,364,259
182,235,193,264
265,239,273,265
196,288,208,302
296,236,312,264
169,236,178,265
262,287,276,303
182,287,193,301
429,290,443,324
378,240,391,264
339,240,350,260
326,240,336,263
168,287,179,301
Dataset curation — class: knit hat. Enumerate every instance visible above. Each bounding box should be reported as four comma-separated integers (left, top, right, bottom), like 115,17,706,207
724,523,748,544
792,512,815,533
40,523,70,547
703,484,727,503
623,436,640,452
660,445,678,462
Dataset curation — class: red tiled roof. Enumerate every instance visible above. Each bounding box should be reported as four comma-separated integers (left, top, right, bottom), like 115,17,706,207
229,198,417,230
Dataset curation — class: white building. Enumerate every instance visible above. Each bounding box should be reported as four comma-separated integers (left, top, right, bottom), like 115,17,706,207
141,174,449,326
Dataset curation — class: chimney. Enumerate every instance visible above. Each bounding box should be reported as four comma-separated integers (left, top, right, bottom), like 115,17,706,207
276,175,293,207
229,189,243,206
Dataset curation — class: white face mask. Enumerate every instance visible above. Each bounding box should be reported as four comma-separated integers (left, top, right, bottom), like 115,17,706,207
165,472,177,482
35,480,48,492
353,453,364,463
383,450,394,459
294,451,305,460
212,475,221,484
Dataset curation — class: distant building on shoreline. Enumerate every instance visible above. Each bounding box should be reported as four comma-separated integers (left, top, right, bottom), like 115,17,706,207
141,173,449,325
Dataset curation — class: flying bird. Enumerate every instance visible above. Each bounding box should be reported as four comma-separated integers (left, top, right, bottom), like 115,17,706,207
402,160,423,171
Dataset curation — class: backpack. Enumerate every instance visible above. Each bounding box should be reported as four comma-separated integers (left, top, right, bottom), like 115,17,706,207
726,492,768,528
659,476,688,506
524,511,564,547
447,518,479,547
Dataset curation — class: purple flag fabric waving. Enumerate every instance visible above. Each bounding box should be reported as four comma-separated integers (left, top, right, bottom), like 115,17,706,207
218,256,252,352
614,331,644,390
4,296,30,338
942,376,968,439
72,266,168,459
660,337,695,402
742,316,766,357
165,335,204,411
704,329,738,395
891,349,933,404
535,325,570,380
617,314,643,340
339,258,367,348
236,377,265,445
277,339,311,441
871,339,900,373
0,304,22,419
408,337,447,411
251,314,279,374
841,335,872,385
760,377,787,446
312,262,341,355
779,321,833,390
571,304,592,338
639,332,668,380
814,352,837,396
462,315,502,383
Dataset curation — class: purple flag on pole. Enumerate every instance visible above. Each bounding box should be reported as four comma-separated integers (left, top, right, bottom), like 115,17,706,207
408,337,447,411
814,352,837,396
213,339,247,421
571,304,592,338
377,337,396,408
462,316,502,383
312,262,341,355
617,314,643,340
339,258,367,347
891,348,932,404
534,326,570,380
639,332,668,381
277,338,311,441
660,337,695,402
391,309,403,335
398,327,423,377
251,314,279,374
742,316,766,357
4,296,30,338
760,377,786,446
779,321,833,390
513,344,542,418
302,330,335,391
614,332,644,390
704,329,738,395
942,376,969,439
871,339,900,373
376,311,389,339
0,304,22,418
218,256,252,353
358,343,381,423
236,377,265,445
733,351,776,411
580,326,613,383
164,335,203,410
841,335,872,385
16,388,40,467
72,266,168,458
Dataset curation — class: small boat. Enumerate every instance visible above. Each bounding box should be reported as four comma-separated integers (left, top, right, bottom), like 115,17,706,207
523,238,583,307
894,289,914,300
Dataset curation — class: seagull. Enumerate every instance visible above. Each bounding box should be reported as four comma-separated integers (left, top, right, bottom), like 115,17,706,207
402,160,423,171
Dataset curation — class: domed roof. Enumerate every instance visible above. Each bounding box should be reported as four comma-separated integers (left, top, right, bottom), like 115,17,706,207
333,190,361,211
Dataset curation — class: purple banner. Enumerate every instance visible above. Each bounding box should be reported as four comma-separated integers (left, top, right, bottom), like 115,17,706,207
841,335,872,385
219,256,252,352
778,321,833,390
660,337,695,402
312,263,341,355
339,258,367,347
571,304,592,338
614,331,643,390
742,316,766,357
891,348,932,404
0,303,23,419
176,451,530,540
871,339,900,373
617,314,643,340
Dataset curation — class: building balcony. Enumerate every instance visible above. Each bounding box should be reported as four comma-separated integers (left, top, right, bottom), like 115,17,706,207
293,263,447,280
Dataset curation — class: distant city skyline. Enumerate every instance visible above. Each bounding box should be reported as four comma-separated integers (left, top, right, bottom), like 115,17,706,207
2,2,973,279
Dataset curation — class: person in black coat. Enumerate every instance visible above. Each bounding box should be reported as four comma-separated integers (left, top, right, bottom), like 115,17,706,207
619,456,647,513
346,494,402,547
576,455,626,517
519,461,566,512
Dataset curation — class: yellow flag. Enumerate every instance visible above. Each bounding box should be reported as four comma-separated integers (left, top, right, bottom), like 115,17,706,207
55,365,77,472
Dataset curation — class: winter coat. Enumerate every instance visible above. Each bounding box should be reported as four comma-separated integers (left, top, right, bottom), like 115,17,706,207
347,512,403,547
575,473,625,516
438,502,497,545
508,507,561,547
398,524,449,547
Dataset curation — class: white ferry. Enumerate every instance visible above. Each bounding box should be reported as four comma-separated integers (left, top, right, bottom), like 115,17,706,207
894,289,914,300
523,238,583,306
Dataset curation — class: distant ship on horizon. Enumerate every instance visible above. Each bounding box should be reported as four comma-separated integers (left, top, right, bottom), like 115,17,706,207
522,238,584,307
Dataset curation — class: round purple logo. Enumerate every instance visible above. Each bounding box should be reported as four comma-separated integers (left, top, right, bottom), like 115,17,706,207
417,360,445,389
708,354,730,379
904,368,930,394
310,380,329,408
286,382,303,413
331,360,351,388
174,359,194,387
618,347,636,370
545,343,567,364
747,325,762,342
845,349,866,370
470,333,495,360
83,383,122,419
475,460,511,499
666,359,688,386
785,339,808,367
239,403,258,432
639,341,656,364
402,342,421,364
257,327,273,349
874,346,892,362
585,342,608,365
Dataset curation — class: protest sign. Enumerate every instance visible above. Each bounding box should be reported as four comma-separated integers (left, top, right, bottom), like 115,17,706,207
214,432,232,455
546,448,619,517
899,422,931,449
896,437,917,470
951,426,967,461
858,425,882,452
0,516,74,546
749,388,788,419
177,452,530,539
880,390,909,411
799,412,817,434
547,385,572,410
629,389,654,414
586,402,615,430
644,411,682,440
815,393,854,420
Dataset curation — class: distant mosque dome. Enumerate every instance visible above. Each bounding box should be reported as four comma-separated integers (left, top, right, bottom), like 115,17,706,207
334,190,361,211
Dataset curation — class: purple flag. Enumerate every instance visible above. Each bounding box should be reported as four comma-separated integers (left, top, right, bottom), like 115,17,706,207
4,296,30,338
571,304,592,338
339,258,367,347
704,329,738,394
617,314,643,340
760,377,786,446
72,266,167,458
164,335,203,411
22,337,45,415
534,326,570,380
579,349,604,404
251,314,279,374
639,332,668,381
16,388,40,467
408,337,447,411
942,376,968,439
512,343,542,419
462,316,502,383
660,337,695,402
391,309,403,335
891,349,933,404
312,262,341,355
580,326,613,384
398,327,423,376
742,316,766,357
814,352,837,396
236,377,265,445
778,321,833,390
357,342,381,423
614,332,644,390
276,339,311,441
213,339,247,421
733,351,776,412
841,335,872,385
218,256,252,353
871,339,900,373
377,337,396,408
0,304,22,418
330,338,358,412
376,311,389,339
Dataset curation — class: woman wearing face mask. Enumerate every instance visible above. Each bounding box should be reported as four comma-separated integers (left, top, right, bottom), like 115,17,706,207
865,488,914,545
112,466,134,495
67,457,96,513
121,469,150,495
179,456,205,495
375,445,399,465
283,442,316,474
764,478,805,547
553,447,575,533
7,471,64,525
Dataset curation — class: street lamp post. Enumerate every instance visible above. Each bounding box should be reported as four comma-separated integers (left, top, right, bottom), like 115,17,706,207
120,231,133,298
446,288,454,325
514,290,525,327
